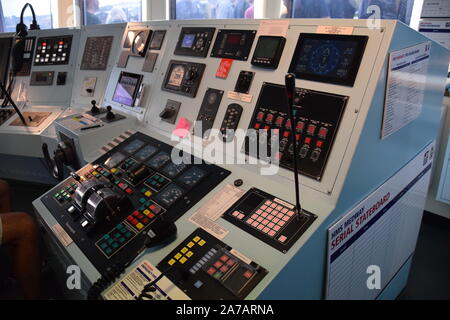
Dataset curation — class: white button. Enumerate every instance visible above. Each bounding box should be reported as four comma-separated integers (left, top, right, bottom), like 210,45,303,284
67,206,75,214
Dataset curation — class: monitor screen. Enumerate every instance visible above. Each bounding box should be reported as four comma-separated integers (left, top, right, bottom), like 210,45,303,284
289,33,368,86
112,72,143,106
254,37,282,60
181,34,196,48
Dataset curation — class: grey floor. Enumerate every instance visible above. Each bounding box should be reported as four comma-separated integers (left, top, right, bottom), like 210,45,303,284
1,179,450,300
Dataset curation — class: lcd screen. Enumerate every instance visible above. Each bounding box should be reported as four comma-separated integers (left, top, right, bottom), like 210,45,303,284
289,34,368,86
112,72,142,106
181,34,196,48
254,37,281,59
167,65,186,88
226,34,241,45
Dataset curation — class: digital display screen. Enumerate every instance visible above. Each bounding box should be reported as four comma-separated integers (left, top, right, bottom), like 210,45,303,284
289,34,368,86
181,34,196,48
112,72,142,106
167,64,186,88
254,37,281,59
226,34,241,45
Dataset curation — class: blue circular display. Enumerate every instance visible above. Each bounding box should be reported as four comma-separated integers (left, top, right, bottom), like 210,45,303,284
310,44,341,75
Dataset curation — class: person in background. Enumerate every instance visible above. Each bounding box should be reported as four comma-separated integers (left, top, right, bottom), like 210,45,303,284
176,0,204,19
292,0,330,18
280,0,289,18
85,0,102,25
328,0,357,19
216,0,236,19
0,180,41,299
244,0,254,19
234,0,250,18
106,7,127,24
358,0,414,24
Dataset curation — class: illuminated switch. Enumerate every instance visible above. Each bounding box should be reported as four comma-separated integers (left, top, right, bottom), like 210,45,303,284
311,150,321,162
318,127,328,139
168,259,176,266
307,124,316,136
144,191,152,197
275,116,284,126
265,114,274,124
296,121,305,132
304,137,311,144
254,123,261,129
285,119,292,130
256,111,265,121
283,131,290,138
316,140,324,148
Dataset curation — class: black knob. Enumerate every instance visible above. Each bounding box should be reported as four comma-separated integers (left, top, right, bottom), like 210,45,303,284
159,107,174,119
106,106,115,120
185,69,196,81
91,100,99,114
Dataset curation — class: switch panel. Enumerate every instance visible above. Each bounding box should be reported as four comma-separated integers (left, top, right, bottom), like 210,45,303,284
34,36,73,65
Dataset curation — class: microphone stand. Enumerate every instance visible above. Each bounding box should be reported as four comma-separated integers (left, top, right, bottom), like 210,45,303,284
0,81,27,126
285,73,302,216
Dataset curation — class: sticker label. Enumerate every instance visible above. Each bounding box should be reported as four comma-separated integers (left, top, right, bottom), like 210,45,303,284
316,26,354,35
227,91,253,103
216,58,233,79
52,223,73,247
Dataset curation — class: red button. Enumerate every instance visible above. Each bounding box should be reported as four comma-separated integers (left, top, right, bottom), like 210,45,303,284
263,125,270,131
296,134,301,141
131,218,138,225
316,140,324,148
285,119,292,129
296,121,304,132
275,116,284,126
214,261,222,268
265,114,274,124
304,137,311,144
142,218,149,224
148,213,155,219
149,205,156,210
256,112,265,121
318,127,328,139
254,123,261,129
207,267,216,275
283,131,290,138
220,255,229,262
243,270,254,279
127,216,134,222
125,188,133,195
132,211,139,217
307,125,316,135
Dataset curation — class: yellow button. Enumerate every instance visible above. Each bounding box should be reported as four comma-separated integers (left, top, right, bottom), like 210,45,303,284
186,251,193,258
174,253,182,260
198,240,206,246
111,168,117,173
143,209,150,216
179,257,187,264
187,241,194,248
136,223,144,230
145,191,152,197
168,259,176,266
180,247,188,254
193,236,200,242
92,171,99,176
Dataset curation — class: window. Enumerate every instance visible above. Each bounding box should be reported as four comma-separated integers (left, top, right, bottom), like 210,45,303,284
285,0,415,25
83,0,142,25
0,0,54,32
172,0,255,20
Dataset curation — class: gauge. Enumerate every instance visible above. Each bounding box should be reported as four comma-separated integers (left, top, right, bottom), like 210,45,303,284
122,139,146,154
177,167,207,188
161,162,188,178
146,152,171,169
134,145,158,162
132,31,147,55
155,184,185,207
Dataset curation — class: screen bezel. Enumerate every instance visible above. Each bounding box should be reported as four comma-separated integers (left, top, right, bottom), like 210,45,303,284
288,33,368,87
112,71,143,107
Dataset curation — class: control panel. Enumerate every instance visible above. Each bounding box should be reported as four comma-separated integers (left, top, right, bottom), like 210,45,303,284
40,132,230,272
34,36,73,65
162,60,206,98
245,83,348,180
210,29,256,61
174,27,215,57
157,228,267,300
14,37,35,76
80,36,114,70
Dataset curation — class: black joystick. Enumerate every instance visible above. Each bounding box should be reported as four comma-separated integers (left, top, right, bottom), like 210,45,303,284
159,107,175,119
106,106,115,120
90,100,99,114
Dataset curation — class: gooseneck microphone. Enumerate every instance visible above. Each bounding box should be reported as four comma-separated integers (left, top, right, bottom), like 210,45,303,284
285,73,302,216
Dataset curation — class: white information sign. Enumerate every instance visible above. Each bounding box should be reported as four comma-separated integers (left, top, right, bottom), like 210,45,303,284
382,42,431,139
326,143,435,300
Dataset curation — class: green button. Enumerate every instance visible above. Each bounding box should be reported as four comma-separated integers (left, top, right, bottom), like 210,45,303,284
125,232,132,238
120,228,127,234
112,243,119,249
114,232,121,238
119,237,126,243
117,224,124,230
141,188,147,193
159,177,165,183
103,234,110,240
151,181,156,185
107,238,114,244
105,248,112,255
100,243,108,249
139,198,146,204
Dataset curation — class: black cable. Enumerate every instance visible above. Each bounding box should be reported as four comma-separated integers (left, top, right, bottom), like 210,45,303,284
20,3,39,30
